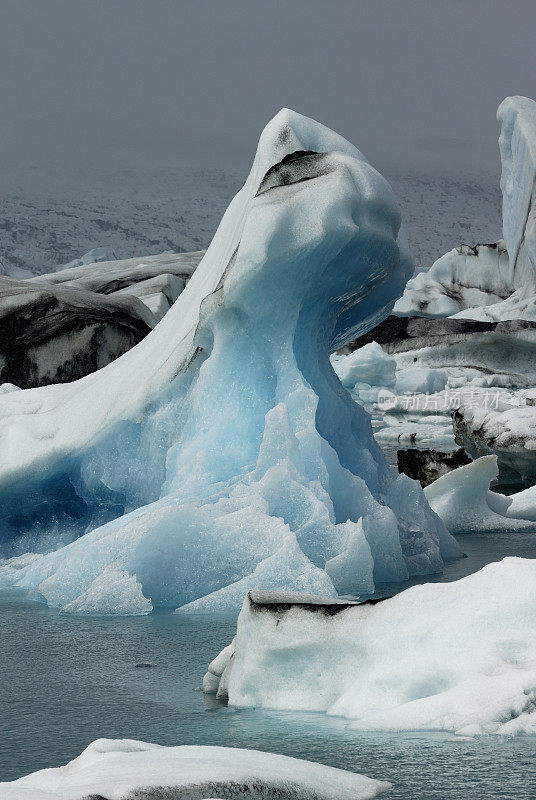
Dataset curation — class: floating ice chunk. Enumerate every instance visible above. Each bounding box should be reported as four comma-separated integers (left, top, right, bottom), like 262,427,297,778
331,342,396,390
206,562,536,736
0,739,391,800
424,455,536,532
423,456,528,532
395,366,447,395
61,566,152,615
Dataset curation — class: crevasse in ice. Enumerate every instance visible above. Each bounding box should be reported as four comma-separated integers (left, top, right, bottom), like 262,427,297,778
0,109,460,613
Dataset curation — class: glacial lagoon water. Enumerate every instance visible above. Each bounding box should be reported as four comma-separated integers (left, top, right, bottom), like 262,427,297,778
1,532,536,798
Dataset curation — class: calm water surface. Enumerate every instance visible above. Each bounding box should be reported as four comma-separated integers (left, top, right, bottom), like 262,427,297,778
1,532,536,798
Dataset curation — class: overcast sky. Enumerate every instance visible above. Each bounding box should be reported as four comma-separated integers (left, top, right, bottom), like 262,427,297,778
1,0,535,180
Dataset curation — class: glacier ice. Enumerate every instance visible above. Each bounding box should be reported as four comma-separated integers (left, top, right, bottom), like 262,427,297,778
0,739,391,800
394,242,512,319
453,391,536,486
424,455,536,532
0,109,460,613
498,96,536,291
56,246,119,272
393,96,536,325
205,561,536,736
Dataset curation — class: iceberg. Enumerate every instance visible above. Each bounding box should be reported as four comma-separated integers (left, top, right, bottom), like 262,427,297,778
205,561,536,736
423,455,536,532
0,739,390,800
453,396,536,486
393,96,536,323
0,109,460,613
393,242,512,319
498,96,536,291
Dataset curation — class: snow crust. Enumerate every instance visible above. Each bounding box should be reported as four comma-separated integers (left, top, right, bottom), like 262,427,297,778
206,562,536,736
0,109,459,613
0,739,390,800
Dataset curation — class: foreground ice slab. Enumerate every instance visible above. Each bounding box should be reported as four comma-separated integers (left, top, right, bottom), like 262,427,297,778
205,562,536,736
0,739,390,800
0,109,459,613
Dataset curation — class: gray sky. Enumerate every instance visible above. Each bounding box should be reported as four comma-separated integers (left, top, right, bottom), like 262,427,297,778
1,0,535,179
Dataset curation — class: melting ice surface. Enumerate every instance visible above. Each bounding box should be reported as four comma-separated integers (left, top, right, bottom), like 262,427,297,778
0,109,460,613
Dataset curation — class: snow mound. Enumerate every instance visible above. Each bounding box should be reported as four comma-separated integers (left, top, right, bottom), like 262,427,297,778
206,561,536,736
0,109,459,613
0,739,390,800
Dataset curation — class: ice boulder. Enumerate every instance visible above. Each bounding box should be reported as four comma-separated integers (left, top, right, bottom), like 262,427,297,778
0,109,460,613
205,562,536,736
0,739,391,800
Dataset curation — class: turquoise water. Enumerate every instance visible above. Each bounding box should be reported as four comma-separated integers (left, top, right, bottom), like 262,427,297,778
1,532,536,798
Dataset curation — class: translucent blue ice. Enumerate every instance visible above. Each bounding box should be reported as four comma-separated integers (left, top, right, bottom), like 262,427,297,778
0,109,460,613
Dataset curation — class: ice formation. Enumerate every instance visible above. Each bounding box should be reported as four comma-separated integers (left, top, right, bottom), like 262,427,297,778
206,561,536,736
424,455,536,532
0,739,390,800
0,275,154,387
0,110,460,614
453,395,536,486
393,242,512,318
56,246,119,271
394,96,536,324
498,96,536,291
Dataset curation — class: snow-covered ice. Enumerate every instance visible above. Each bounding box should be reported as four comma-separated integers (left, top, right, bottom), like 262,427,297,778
0,109,460,613
205,561,536,736
0,739,390,800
